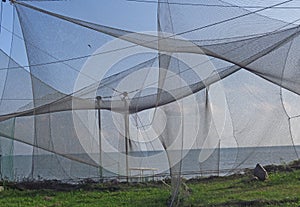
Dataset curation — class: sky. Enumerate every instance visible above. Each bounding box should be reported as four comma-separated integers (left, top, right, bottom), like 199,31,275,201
2,0,300,65
2,0,300,156
0,0,157,155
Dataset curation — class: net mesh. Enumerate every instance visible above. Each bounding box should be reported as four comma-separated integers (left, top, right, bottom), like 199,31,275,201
1,0,300,205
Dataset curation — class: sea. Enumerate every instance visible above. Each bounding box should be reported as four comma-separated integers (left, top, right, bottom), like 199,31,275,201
2,145,299,182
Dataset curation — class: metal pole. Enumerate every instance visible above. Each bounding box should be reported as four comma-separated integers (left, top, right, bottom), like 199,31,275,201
125,112,129,182
122,92,129,182
218,139,221,177
0,154,2,180
96,96,103,182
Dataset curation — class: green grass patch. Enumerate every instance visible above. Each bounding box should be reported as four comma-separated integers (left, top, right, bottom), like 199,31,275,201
0,169,300,206
185,169,300,207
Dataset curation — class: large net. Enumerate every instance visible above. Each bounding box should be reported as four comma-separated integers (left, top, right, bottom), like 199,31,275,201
1,0,300,205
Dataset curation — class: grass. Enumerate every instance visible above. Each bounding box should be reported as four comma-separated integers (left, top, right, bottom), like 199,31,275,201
185,170,300,206
0,164,300,206
0,182,171,207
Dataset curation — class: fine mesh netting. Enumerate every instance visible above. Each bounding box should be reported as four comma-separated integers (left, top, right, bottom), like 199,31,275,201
1,0,300,205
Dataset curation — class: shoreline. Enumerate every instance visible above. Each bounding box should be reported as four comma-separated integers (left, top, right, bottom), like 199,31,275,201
0,159,299,207
2,159,299,192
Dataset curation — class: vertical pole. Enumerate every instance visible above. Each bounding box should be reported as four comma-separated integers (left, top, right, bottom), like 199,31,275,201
0,154,2,180
125,112,129,182
218,139,221,177
96,96,103,182
122,92,129,182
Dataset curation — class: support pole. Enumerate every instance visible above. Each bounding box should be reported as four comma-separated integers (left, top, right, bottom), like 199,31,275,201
125,111,129,182
0,154,2,180
218,139,221,177
122,92,129,182
96,96,103,182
